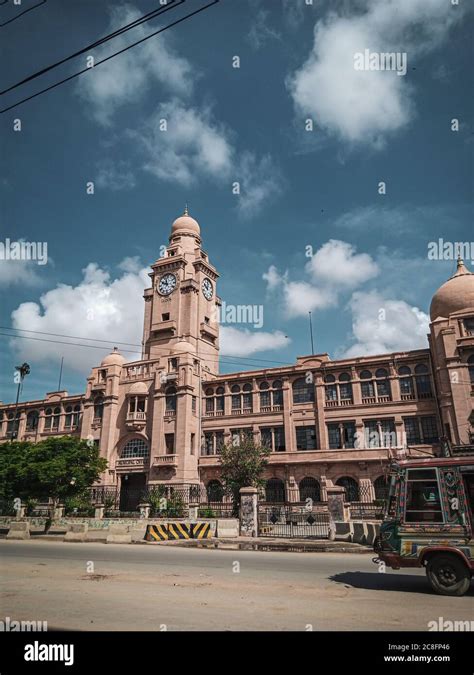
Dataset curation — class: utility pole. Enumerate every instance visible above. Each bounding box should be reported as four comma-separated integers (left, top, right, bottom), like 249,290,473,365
308,311,315,354
12,362,30,440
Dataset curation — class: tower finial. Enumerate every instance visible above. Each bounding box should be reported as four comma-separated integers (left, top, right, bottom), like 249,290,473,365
184,203,189,216
457,253,464,269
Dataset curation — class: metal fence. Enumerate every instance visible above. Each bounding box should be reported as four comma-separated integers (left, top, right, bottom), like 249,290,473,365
258,505,331,539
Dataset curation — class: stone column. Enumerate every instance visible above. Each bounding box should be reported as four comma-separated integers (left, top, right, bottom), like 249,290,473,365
326,483,348,522
239,486,258,537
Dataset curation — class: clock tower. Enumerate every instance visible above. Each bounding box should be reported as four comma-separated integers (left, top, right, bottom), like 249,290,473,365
142,208,220,377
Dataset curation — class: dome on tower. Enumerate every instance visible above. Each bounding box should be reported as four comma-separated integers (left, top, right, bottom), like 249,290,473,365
430,257,474,321
171,206,200,236
101,349,126,367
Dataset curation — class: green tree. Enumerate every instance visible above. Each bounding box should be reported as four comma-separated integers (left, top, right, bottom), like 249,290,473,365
0,437,107,511
219,436,271,515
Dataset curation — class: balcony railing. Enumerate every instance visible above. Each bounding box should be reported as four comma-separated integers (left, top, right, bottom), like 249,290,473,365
153,454,178,466
126,411,146,422
260,405,282,413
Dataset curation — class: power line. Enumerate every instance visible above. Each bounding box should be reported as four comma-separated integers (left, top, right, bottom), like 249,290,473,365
0,0,219,113
0,331,290,372
0,326,291,365
0,0,45,27
1,0,181,94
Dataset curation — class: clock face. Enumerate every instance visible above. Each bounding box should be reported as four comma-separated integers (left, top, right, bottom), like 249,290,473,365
158,273,177,296
202,277,213,300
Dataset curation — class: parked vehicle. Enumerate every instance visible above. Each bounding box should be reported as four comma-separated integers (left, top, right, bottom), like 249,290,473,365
374,442,474,596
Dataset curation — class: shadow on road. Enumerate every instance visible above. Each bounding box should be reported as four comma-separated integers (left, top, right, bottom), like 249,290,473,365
329,571,437,595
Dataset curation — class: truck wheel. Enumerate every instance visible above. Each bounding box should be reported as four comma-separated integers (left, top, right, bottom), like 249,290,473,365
426,554,471,596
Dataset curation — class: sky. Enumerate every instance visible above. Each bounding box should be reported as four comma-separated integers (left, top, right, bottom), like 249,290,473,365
1,0,473,404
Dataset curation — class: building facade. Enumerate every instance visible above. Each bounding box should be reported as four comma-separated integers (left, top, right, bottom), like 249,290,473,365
2,211,474,507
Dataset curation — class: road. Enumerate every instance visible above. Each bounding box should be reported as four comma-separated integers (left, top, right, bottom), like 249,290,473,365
0,540,472,631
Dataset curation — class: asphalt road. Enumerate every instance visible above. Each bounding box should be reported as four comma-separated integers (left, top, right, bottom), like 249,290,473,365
1,540,472,631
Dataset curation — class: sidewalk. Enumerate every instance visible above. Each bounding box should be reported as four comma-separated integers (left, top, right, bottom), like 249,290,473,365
143,536,373,553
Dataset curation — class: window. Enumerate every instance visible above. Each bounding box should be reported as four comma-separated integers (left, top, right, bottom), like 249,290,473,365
162,313,170,321
296,426,317,450
336,476,359,502
299,477,321,502
205,389,215,414
398,366,414,396
203,432,214,455
468,355,474,386
26,410,39,431
325,375,338,402
190,433,195,455
464,318,474,335
260,426,285,452
272,380,283,407
165,433,175,454
292,378,314,404
328,422,356,449
65,404,81,428
414,364,432,398
6,412,19,435
338,373,353,401
216,387,225,412
375,368,391,398
121,438,149,459
374,476,389,502
265,478,285,503
259,382,271,408
44,407,60,431
165,386,177,413
242,383,252,411
192,396,196,414
404,416,438,445
405,469,443,523
231,385,241,411
360,370,375,399
169,358,178,372
93,396,104,421
364,419,395,448
231,428,252,446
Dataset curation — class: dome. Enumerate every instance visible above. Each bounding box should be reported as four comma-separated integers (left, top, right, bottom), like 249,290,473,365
430,257,474,321
171,206,200,236
173,340,195,354
128,381,149,395
100,348,126,367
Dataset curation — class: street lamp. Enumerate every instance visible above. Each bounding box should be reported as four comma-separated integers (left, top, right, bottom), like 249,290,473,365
12,362,30,440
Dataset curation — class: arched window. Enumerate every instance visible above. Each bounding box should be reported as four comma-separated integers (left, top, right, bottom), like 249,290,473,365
93,395,104,421
64,404,81,429
26,410,39,431
242,383,253,411
299,477,321,502
44,407,60,431
398,366,414,397
336,476,360,502
272,380,283,407
292,377,314,404
374,476,389,502
468,355,474,385
324,374,337,402
205,388,215,414
6,411,19,435
414,364,432,398
231,384,241,411
121,438,149,459
265,478,286,503
206,480,224,502
259,381,270,408
360,370,375,399
338,372,353,401
216,386,225,413
375,368,391,398
165,386,177,412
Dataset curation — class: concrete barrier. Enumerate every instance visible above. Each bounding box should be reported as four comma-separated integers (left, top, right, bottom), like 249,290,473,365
106,523,132,544
6,521,30,540
64,523,88,542
335,521,380,544
216,518,239,538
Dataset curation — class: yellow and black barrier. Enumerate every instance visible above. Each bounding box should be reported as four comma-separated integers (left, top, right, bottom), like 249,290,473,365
167,522,192,539
191,522,212,539
144,524,168,541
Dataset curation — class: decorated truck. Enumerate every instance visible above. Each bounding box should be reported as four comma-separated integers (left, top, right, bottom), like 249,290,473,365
373,443,474,596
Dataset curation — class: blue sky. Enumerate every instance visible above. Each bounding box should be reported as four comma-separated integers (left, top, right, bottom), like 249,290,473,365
1,0,473,403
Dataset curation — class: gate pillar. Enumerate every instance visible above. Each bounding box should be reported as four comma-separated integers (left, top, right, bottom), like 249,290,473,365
239,486,258,537
326,484,349,523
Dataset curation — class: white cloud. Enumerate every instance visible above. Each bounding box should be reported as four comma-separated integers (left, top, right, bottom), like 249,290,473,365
343,290,430,357
288,0,464,146
247,8,281,50
221,326,289,357
263,239,378,317
236,152,284,219
306,239,379,287
10,260,150,372
96,159,136,191
76,4,194,125
132,100,234,185
0,260,44,287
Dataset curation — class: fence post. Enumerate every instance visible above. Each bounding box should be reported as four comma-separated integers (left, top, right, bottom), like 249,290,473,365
239,487,258,537
94,502,105,520
326,483,349,523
